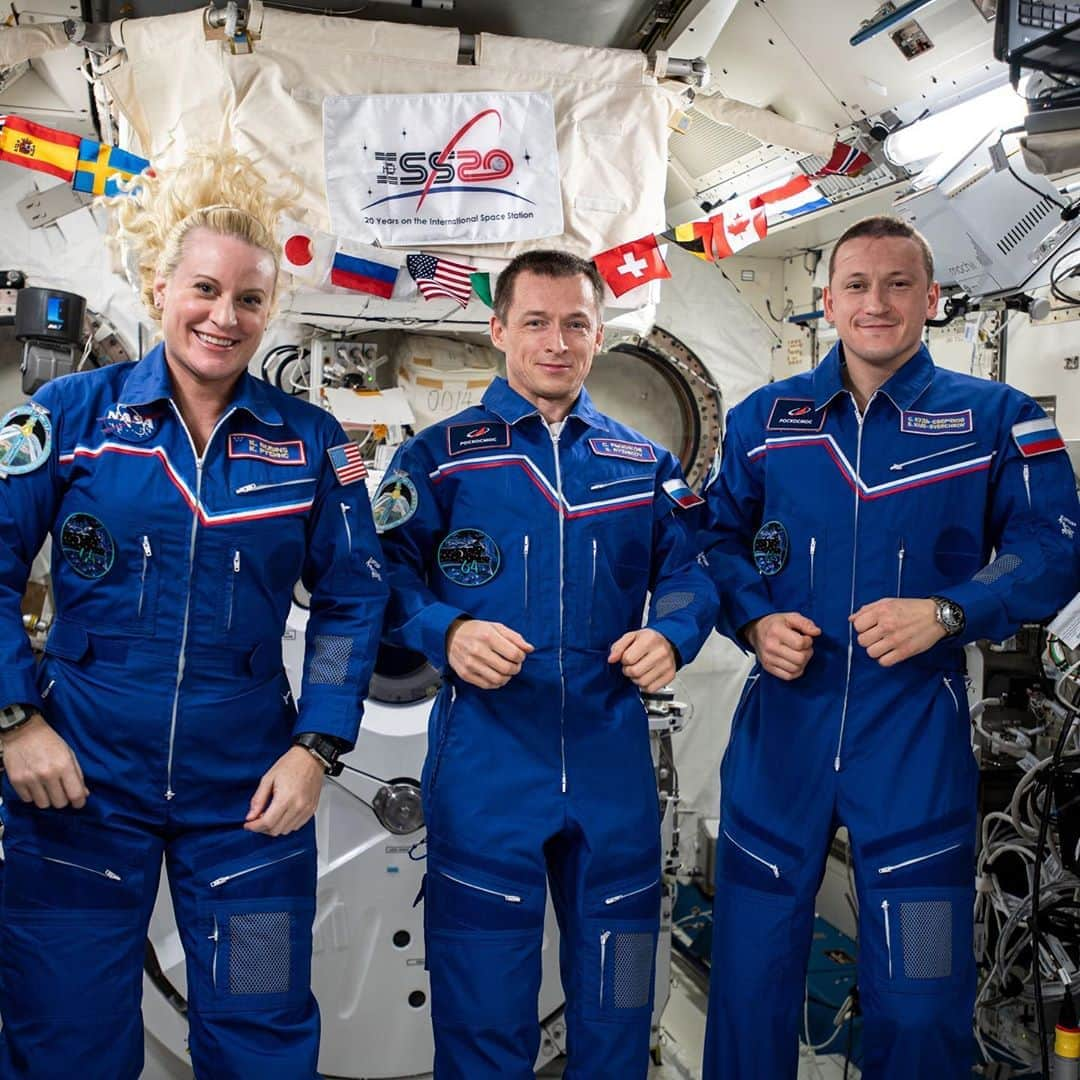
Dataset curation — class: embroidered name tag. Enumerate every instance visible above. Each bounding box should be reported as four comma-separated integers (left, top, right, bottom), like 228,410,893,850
766,398,826,432
588,438,657,463
228,433,306,465
901,409,973,436
447,422,510,456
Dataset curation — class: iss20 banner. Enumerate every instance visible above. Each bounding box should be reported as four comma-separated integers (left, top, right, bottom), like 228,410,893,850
323,91,564,247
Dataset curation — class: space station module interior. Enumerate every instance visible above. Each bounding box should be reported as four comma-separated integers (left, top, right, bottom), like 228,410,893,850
1,0,1080,1075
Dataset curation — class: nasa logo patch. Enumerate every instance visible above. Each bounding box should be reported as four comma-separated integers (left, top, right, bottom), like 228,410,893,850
60,512,115,579
0,403,52,477
752,520,789,576
437,528,501,587
99,403,157,442
447,422,510,456
766,398,826,432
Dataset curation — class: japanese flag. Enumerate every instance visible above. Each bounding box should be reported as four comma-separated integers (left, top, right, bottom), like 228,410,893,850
279,218,335,286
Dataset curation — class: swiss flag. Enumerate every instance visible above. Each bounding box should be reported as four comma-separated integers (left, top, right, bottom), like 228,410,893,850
593,234,672,298
709,197,768,260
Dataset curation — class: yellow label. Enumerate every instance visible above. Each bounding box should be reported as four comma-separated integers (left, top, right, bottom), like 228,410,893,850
1056,1028,1080,1057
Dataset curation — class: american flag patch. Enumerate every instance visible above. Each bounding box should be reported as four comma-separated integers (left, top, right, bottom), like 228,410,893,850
327,442,368,485
1012,417,1066,458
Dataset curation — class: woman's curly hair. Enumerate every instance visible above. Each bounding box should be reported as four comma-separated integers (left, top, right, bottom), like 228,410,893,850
109,144,298,321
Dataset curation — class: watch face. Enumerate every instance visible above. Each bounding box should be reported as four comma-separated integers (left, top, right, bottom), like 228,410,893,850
0,702,30,731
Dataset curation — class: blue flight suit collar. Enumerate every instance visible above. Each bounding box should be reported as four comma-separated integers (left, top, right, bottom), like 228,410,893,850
813,341,935,414
482,376,610,432
118,342,284,426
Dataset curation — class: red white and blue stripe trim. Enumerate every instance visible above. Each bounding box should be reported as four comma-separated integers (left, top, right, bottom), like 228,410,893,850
429,453,654,518
747,434,994,499
1012,417,1066,458
59,442,314,525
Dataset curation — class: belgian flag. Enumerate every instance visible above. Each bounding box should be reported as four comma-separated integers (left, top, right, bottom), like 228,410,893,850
665,218,716,262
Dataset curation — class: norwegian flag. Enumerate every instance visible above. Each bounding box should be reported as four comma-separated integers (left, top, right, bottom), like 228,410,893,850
327,442,368,485
406,253,477,308
812,140,873,178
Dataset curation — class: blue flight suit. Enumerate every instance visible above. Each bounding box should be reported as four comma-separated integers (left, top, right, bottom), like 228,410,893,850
700,342,1080,1079
377,377,716,1079
0,343,387,1079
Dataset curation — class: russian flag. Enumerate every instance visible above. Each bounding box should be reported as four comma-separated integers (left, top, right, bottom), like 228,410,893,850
1013,417,1066,458
330,244,401,298
662,477,705,509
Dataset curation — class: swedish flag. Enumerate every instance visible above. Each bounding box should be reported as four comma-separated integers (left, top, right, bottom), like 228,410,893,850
72,139,151,197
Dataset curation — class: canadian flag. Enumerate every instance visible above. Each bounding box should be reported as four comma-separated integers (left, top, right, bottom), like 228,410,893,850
709,197,768,260
278,217,335,286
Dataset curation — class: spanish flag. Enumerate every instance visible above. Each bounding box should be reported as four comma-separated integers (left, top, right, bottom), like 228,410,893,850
0,116,81,180
72,139,151,196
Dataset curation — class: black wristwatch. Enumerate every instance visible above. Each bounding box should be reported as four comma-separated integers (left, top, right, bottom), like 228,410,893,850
930,596,966,638
0,702,38,736
293,732,346,776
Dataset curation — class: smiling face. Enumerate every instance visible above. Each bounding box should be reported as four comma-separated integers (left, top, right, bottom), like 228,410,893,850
152,226,276,395
823,234,940,379
490,270,604,422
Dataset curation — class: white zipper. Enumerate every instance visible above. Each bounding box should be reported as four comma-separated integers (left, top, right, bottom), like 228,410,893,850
1023,463,1031,510
599,930,612,1007
604,877,659,905
226,549,240,630
896,538,905,597
340,502,353,551
809,536,816,596
42,678,55,699
40,854,121,881
588,537,598,637
943,675,960,713
235,477,316,495
439,869,521,904
210,913,220,988
210,848,304,889
723,828,780,879
889,441,977,472
138,535,152,616
523,534,530,609
165,403,236,801
882,899,893,978
551,426,568,794
590,474,652,491
877,841,961,876
835,393,869,773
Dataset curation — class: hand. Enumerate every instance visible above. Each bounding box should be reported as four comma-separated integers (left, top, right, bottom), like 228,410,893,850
0,714,89,809
745,612,821,681
851,598,946,667
608,628,677,693
446,618,534,689
245,746,325,835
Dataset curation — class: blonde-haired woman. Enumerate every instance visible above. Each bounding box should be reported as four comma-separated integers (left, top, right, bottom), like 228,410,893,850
0,147,387,1078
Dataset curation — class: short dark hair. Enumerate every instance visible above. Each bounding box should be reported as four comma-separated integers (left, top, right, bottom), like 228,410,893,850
493,249,605,323
828,215,934,284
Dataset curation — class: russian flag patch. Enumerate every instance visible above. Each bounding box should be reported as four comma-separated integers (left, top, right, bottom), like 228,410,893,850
662,477,705,509
1012,417,1066,458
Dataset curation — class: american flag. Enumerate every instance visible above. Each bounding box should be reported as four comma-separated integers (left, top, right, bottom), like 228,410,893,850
328,442,368,485
406,253,476,308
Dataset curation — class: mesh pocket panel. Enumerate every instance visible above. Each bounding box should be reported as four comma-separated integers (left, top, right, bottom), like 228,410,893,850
900,900,952,979
613,931,653,1009
655,591,695,618
308,634,353,686
974,553,1021,585
229,911,290,994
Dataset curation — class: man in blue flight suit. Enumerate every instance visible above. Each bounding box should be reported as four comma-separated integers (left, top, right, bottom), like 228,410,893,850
376,250,716,1078
700,215,1080,1079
